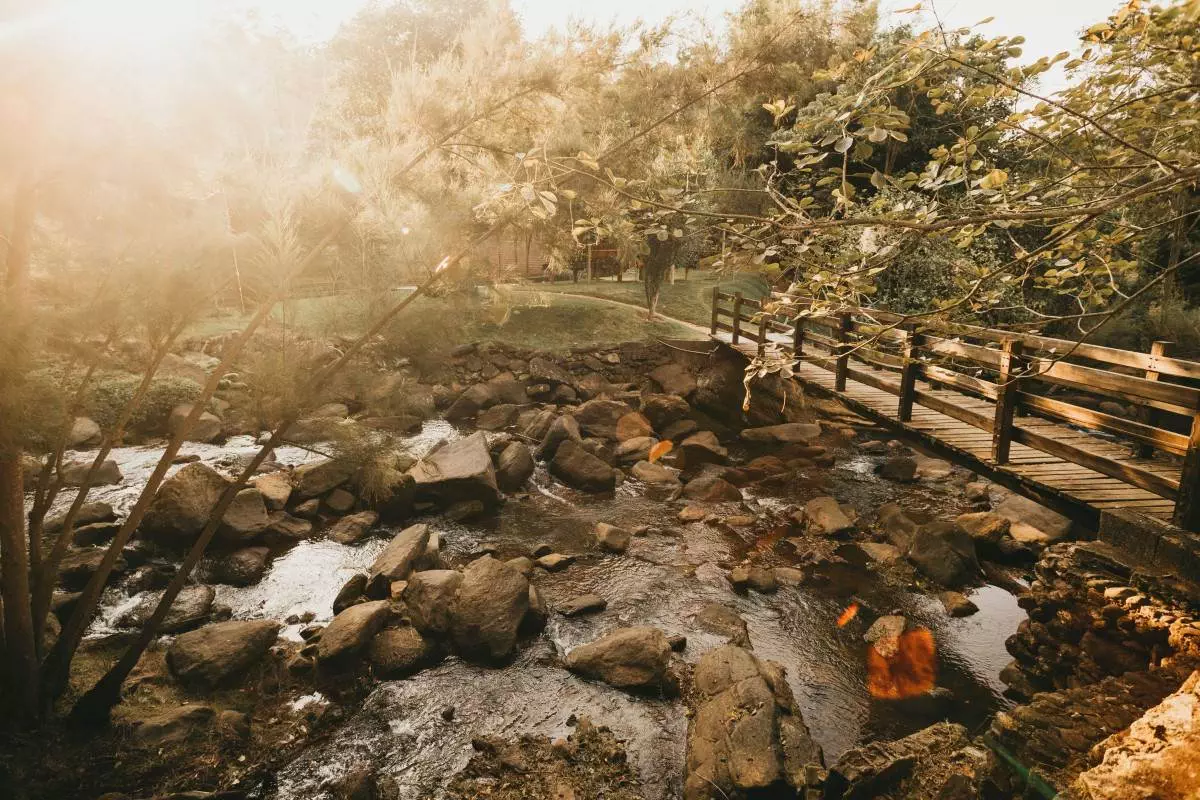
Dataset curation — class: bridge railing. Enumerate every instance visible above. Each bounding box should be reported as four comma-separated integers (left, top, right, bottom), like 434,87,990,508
712,288,1200,528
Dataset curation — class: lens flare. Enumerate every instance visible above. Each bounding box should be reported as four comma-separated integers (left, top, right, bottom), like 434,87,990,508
866,627,936,699
648,440,673,463
836,602,860,627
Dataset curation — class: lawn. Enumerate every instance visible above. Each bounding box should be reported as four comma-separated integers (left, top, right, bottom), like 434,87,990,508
526,269,771,327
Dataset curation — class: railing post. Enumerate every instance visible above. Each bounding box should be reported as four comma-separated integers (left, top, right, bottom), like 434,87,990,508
731,292,744,345
1173,411,1200,530
834,312,851,392
898,325,921,422
1137,340,1173,457
757,313,768,358
991,338,1024,464
710,288,720,336
792,315,804,358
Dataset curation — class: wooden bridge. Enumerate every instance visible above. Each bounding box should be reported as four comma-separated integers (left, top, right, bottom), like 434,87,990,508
710,289,1200,532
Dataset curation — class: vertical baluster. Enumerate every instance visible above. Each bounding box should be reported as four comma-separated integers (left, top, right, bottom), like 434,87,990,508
757,313,768,358
991,338,1024,464
834,313,851,392
898,325,921,422
732,292,744,345
1174,411,1200,531
1137,340,1173,457
710,288,720,336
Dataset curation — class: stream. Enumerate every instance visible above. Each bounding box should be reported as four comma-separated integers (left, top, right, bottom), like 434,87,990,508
60,420,1023,799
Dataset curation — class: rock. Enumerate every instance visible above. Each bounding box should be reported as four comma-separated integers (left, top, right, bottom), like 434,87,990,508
368,524,430,592
128,704,216,748
450,556,530,662
730,565,778,594
521,409,558,441
211,546,271,586
402,570,463,635
914,454,953,481
166,619,279,689
264,511,313,543
536,553,574,571
477,403,520,431
560,593,607,617
860,440,888,454
327,511,380,545
564,626,675,693
44,501,115,533
495,442,535,492
594,522,631,553
825,722,972,800
661,419,700,442
679,430,729,468
740,423,822,445
681,473,741,503
59,547,126,590
168,404,223,443
993,493,1072,545
118,584,215,634
615,436,656,464
856,542,902,564
445,383,495,421
649,363,697,397
955,511,1010,547
877,456,917,482
374,469,417,523
333,574,368,614
640,393,691,432
802,496,856,535
572,399,635,440
877,503,919,551
368,626,440,678
906,521,980,587
67,416,102,448
939,591,979,617
686,645,823,799
324,487,356,514
311,401,349,418
219,487,269,542
527,356,573,387
964,481,990,503
611,412,651,443
70,521,121,547
536,415,582,460
294,498,321,519
524,584,548,633
550,440,616,492
1073,669,1200,799
408,432,501,507
696,604,751,648
59,458,122,486
630,459,681,487
318,600,392,665
678,505,708,522
252,471,293,511
294,458,356,499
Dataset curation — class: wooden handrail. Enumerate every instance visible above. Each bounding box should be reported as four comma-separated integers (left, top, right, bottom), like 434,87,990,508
715,289,1200,529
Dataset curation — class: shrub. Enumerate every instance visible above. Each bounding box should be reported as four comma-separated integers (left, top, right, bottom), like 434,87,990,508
86,374,203,435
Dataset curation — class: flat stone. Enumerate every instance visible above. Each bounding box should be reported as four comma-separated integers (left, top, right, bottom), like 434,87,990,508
740,423,822,444
560,593,607,617
536,553,574,571
595,522,632,553
327,510,380,545
317,600,392,664
167,620,279,689
368,524,430,590
938,591,979,617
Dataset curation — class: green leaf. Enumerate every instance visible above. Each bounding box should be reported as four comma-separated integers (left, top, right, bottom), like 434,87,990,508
834,136,854,153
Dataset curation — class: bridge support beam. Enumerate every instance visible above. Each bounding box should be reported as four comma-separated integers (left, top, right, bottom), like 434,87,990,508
898,326,921,422
834,313,851,392
1174,413,1200,531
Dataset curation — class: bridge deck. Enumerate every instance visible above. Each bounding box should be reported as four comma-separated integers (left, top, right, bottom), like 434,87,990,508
715,329,1180,522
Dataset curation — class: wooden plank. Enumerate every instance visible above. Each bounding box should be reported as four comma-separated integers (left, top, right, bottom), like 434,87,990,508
1011,425,1179,499
1015,393,1189,455
1026,356,1200,411
921,364,999,400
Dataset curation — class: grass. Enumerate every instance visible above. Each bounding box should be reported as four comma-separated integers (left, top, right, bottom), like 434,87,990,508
527,269,771,327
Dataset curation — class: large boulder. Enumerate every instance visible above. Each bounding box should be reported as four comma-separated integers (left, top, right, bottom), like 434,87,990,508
368,626,440,678
825,722,981,800
495,442,535,492
614,412,654,442
444,383,495,421
877,503,919,551
327,511,380,544
294,458,356,500
317,600,392,665
992,493,1072,546
527,356,573,387
536,415,582,460
368,524,431,593
550,440,616,492
169,404,223,443
631,460,681,488
251,471,292,511
682,473,742,503
167,620,279,689
686,645,823,799
58,548,125,591
521,409,558,442
118,584,215,634
615,436,657,464
572,399,635,441
402,569,463,635
649,363,697,397
67,416,102,448
450,556,530,662
564,626,675,693
640,393,691,431
140,462,229,546
802,496,857,536
210,546,271,586
740,423,822,445
44,501,115,533
680,431,729,469
219,488,269,543
127,704,217,748
59,458,122,487
905,521,980,587
407,432,501,507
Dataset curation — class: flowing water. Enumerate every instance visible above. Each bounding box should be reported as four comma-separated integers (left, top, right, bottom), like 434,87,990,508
70,421,1023,798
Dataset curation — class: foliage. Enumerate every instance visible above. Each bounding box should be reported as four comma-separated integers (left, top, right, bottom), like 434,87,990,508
84,375,203,435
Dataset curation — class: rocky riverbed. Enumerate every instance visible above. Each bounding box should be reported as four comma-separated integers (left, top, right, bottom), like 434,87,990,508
14,338,1200,799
